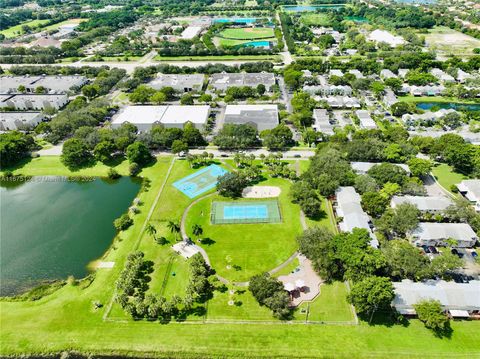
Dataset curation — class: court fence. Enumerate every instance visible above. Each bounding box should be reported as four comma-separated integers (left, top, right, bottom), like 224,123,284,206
211,200,282,225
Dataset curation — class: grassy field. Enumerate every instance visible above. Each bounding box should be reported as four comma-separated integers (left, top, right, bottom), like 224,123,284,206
1,156,480,357
424,26,480,56
300,13,332,26
185,176,301,282
42,18,86,32
218,27,275,40
431,163,467,194
0,19,50,38
398,95,478,105
298,282,355,322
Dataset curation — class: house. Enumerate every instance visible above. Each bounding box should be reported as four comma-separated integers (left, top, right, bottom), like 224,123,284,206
410,223,478,247
0,94,68,110
383,89,398,107
111,105,210,132
398,69,409,78
312,109,334,135
431,68,455,83
391,196,452,213
457,180,480,212
0,112,46,131
393,279,480,317
407,85,445,96
368,29,405,47
329,69,344,78
355,110,377,130
402,109,457,127
335,186,379,248
456,69,474,83
148,74,205,92
209,72,275,92
181,26,203,39
304,85,352,96
380,69,397,80
351,162,410,175
0,75,88,94
348,70,364,79
317,96,360,109
223,104,278,131
408,129,480,146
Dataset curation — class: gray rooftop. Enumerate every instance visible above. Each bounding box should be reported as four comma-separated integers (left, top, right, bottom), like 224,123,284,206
148,74,205,91
224,105,278,131
393,279,480,312
209,72,275,89
391,196,452,211
0,75,87,94
412,222,478,243
0,112,44,131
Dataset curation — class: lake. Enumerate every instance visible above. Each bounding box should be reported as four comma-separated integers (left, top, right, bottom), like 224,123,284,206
0,176,141,296
416,102,480,112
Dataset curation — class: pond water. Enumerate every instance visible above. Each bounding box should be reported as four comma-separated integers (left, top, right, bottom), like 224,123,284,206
240,40,272,48
283,4,345,12
416,102,480,112
0,176,141,296
393,0,437,3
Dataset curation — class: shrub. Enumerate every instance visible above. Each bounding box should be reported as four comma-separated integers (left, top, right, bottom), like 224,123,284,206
114,213,133,231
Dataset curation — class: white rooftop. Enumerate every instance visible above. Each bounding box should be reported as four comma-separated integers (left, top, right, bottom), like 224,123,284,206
368,29,405,47
391,196,452,212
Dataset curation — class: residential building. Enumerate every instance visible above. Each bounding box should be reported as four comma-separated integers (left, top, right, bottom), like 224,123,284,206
368,29,405,47
0,94,68,110
304,85,352,96
391,196,452,213
380,69,397,79
0,112,46,131
329,69,344,77
209,72,275,92
393,280,480,317
457,180,480,211
398,69,409,78
348,69,364,79
223,104,278,131
383,89,398,107
312,109,334,135
431,68,455,83
410,222,478,247
0,75,88,94
111,105,210,132
355,110,377,130
456,69,474,83
407,129,480,145
406,85,445,96
316,96,361,109
351,162,410,175
181,26,203,39
335,186,379,248
402,109,457,127
148,74,205,92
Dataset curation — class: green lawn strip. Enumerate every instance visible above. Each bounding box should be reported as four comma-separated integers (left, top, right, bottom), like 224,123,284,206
217,36,275,47
154,54,281,61
41,18,86,32
431,163,467,195
272,257,300,277
0,19,50,38
0,156,132,177
205,285,274,321
185,177,300,282
298,282,354,322
300,13,332,26
305,196,337,233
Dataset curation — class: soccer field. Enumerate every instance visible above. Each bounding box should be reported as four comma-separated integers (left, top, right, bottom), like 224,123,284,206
218,27,275,40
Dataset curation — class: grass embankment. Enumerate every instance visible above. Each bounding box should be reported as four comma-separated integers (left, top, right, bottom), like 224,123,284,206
1,156,480,357
399,95,479,105
431,163,467,195
0,19,50,38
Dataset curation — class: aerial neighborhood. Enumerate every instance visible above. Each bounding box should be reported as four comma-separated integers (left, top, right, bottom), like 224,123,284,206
0,0,479,358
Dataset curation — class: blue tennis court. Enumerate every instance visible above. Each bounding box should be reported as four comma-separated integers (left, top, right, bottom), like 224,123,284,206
173,164,228,198
223,204,268,220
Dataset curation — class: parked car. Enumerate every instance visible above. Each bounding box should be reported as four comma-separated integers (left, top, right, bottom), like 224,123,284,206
471,251,478,258
451,248,464,258
428,246,438,254
422,245,430,253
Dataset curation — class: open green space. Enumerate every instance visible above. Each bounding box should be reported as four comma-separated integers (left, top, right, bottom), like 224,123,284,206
1,156,480,357
298,282,355,323
431,163,467,194
42,18,86,32
0,19,50,38
424,26,480,56
154,54,281,61
218,27,274,40
398,95,478,105
185,176,301,282
300,13,332,26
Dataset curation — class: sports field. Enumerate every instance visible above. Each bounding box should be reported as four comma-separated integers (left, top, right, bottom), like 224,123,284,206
1,157,480,357
211,200,281,224
218,27,275,40
173,164,228,198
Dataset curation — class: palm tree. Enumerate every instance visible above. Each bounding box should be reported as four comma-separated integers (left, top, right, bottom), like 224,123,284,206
167,220,181,241
146,223,157,241
192,224,203,242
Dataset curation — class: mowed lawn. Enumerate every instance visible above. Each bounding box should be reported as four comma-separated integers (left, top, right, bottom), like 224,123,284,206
300,13,332,26
424,26,480,55
297,282,355,323
185,176,301,282
1,156,480,357
42,18,86,32
431,163,467,194
0,19,50,38
218,27,274,39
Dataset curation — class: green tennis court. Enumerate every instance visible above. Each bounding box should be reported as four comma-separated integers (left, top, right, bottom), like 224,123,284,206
211,200,282,224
